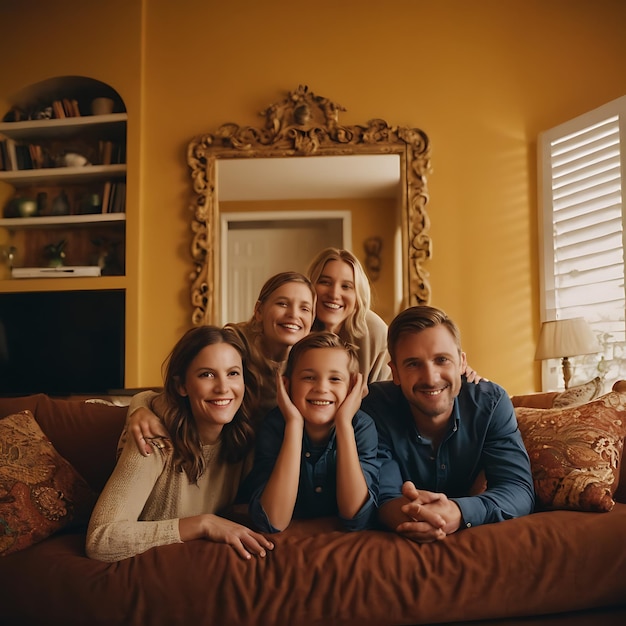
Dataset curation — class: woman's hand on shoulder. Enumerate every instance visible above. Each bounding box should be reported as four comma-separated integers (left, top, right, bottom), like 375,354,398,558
463,364,488,384
129,406,170,456
181,514,274,560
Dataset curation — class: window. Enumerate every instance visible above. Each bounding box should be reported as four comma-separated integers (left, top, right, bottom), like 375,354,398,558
538,96,626,391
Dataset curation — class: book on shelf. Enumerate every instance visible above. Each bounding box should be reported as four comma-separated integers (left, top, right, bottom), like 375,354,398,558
0,139,46,171
99,140,114,165
97,140,125,165
113,183,126,213
101,181,113,214
12,266,102,279
28,144,44,169
15,144,34,170
2,138,18,171
65,98,80,117
111,182,126,213
114,142,126,164
52,100,66,119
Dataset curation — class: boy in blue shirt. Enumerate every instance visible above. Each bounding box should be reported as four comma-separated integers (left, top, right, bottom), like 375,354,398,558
247,332,380,533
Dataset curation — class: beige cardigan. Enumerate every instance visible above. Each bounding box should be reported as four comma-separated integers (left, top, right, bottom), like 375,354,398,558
353,310,391,383
87,435,251,562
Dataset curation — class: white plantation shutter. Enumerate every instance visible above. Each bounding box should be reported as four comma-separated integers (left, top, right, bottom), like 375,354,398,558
538,96,626,391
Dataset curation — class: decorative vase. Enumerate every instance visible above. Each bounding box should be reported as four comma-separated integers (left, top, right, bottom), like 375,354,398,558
91,97,114,116
51,190,70,215
81,192,101,214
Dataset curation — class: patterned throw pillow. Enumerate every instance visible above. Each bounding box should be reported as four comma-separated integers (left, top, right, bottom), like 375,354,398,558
552,376,604,408
0,411,96,556
516,390,626,512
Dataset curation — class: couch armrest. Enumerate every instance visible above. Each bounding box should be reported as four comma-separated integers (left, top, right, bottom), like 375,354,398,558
510,391,560,409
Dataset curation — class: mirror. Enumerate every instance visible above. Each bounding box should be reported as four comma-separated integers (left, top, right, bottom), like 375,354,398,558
187,85,431,325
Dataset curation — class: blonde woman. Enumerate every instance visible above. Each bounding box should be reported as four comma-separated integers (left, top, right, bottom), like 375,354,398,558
306,248,392,383
306,248,481,384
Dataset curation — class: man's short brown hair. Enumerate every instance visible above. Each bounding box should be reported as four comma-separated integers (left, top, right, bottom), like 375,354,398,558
387,306,462,362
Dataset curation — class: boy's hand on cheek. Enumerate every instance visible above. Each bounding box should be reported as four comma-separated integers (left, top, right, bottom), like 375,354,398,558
276,371,304,426
335,372,365,426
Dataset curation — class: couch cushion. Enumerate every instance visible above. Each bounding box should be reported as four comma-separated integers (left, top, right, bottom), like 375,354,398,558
0,411,96,556
0,394,128,493
552,376,603,408
511,377,603,409
516,390,626,512
0,394,42,418
1,510,626,626
511,390,561,409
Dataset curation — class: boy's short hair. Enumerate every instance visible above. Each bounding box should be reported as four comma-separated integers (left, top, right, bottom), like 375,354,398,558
284,331,360,379
387,305,462,362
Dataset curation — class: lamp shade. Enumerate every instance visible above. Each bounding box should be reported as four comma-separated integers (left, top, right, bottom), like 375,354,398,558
534,318,600,361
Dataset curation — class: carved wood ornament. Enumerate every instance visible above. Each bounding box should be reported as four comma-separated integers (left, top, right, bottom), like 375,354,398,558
187,85,431,325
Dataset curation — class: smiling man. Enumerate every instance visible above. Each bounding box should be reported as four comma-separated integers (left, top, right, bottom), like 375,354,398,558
362,305,535,543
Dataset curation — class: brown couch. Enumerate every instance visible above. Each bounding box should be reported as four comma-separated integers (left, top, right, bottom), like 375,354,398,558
1,390,626,626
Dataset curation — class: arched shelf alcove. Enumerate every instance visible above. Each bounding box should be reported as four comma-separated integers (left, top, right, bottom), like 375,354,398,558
0,75,128,395
3,75,126,121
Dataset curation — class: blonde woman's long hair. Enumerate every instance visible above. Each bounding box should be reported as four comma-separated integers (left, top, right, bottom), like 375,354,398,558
306,247,370,340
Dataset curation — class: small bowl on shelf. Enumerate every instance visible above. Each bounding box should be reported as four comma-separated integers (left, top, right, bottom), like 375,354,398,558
60,152,91,168
16,198,38,218
4,195,40,218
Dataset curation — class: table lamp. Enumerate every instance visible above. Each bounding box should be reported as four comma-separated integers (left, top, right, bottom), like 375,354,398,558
534,318,600,389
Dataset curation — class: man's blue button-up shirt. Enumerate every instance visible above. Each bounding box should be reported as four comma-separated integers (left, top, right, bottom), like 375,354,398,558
362,380,535,528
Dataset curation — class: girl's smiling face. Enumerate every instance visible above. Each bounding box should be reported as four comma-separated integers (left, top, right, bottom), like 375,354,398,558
255,282,314,355
313,260,357,333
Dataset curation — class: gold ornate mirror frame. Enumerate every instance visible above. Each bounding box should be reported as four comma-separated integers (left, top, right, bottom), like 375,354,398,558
187,85,431,325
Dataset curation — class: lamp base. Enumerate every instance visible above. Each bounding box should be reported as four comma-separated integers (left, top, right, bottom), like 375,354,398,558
562,356,572,389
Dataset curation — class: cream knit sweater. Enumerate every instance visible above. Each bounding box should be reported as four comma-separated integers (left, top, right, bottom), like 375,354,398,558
86,436,252,562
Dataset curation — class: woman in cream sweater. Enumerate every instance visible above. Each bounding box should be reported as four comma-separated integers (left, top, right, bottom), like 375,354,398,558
86,326,274,562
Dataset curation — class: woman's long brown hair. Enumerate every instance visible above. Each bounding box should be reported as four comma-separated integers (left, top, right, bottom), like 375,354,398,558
161,325,255,483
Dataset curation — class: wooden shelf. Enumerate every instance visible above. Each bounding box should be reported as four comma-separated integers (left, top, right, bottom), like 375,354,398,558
0,113,127,141
0,164,126,187
0,275,127,292
0,212,126,229
1,81,127,290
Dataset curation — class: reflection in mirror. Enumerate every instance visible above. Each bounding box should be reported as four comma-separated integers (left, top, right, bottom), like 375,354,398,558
220,208,350,325
218,154,398,325
187,85,431,326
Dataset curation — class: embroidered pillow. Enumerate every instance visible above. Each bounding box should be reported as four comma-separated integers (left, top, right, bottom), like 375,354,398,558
0,411,96,556
552,376,603,408
515,391,626,512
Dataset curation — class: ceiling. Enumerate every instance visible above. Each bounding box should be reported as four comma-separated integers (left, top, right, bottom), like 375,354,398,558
217,154,401,201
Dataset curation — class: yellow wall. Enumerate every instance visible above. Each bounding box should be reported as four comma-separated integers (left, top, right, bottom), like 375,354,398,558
2,0,626,395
